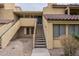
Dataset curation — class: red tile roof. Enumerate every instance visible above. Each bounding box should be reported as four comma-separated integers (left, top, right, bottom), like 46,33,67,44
52,4,79,8
44,14,79,21
0,19,14,24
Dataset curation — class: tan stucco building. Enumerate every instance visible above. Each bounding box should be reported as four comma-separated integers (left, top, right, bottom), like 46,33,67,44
0,3,79,49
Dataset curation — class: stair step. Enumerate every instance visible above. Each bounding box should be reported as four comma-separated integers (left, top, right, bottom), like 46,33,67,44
35,40,45,42
35,45,46,48
36,36,44,39
36,36,44,37
36,34,44,35
37,29,43,30
36,30,44,31
36,35,44,37
35,39,45,41
35,41,46,43
36,33,43,34
36,37,45,39
35,42,46,45
35,39,45,42
35,46,46,48
36,30,43,31
35,44,46,46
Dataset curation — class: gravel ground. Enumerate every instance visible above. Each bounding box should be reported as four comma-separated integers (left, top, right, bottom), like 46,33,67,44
49,48,64,56
0,38,33,56
49,48,79,56
1,38,79,56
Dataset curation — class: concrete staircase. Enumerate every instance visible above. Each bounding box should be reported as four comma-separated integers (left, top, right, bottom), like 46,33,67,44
35,24,46,48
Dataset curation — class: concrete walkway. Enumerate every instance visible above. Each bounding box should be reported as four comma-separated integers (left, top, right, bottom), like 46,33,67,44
31,48,50,56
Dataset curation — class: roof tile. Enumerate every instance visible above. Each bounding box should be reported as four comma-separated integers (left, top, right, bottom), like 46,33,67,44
44,14,79,21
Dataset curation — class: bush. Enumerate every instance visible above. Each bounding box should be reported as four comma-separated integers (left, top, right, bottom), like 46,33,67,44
59,35,79,56
72,34,79,41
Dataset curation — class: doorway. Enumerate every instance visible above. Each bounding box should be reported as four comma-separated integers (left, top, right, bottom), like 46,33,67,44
34,16,42,24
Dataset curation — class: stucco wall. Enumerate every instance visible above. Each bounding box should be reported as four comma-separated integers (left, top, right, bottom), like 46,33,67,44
4,3,15,10
1,21,20,48
43,7,65,14
20,18,36,26
0,9,15,20
0,22,14,36
43,16,53,49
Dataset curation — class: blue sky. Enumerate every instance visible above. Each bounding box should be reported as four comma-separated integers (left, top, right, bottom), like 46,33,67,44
16,0,79,11
16,3,47,11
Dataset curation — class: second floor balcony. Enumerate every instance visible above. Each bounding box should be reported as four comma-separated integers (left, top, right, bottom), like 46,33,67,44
52,3,79,15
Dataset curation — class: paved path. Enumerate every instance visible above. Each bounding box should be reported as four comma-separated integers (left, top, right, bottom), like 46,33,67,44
31,48,50,56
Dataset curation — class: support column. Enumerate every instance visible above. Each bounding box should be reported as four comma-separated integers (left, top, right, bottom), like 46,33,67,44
24,27,26,35
67,6,70,15
66,25,68,37
29,27,32,35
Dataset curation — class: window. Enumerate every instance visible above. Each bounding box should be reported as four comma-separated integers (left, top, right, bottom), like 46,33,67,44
75,25,79,35
60,25,66,35
68,25,75,35
53,24,79,39
68,25,79,35
53,24,66,38
53,25,60,37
